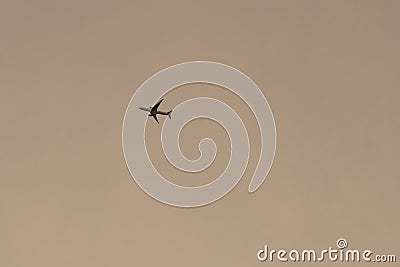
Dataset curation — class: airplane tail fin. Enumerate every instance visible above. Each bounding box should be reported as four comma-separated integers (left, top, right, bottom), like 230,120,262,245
168,110,173,119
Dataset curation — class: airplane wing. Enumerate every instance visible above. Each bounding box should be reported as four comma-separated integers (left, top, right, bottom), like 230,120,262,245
153,114,159,123
151,99,164,112
139,107,151,112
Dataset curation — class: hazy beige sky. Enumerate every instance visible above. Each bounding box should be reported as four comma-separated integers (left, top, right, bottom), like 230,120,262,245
1,1,399,266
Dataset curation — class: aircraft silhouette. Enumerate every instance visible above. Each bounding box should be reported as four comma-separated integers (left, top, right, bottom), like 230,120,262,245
139,99,172,123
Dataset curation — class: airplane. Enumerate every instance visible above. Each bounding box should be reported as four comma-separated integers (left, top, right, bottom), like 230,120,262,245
139,99,172,124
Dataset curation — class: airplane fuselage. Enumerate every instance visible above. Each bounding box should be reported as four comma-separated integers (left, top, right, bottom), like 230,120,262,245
139,99,172,123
